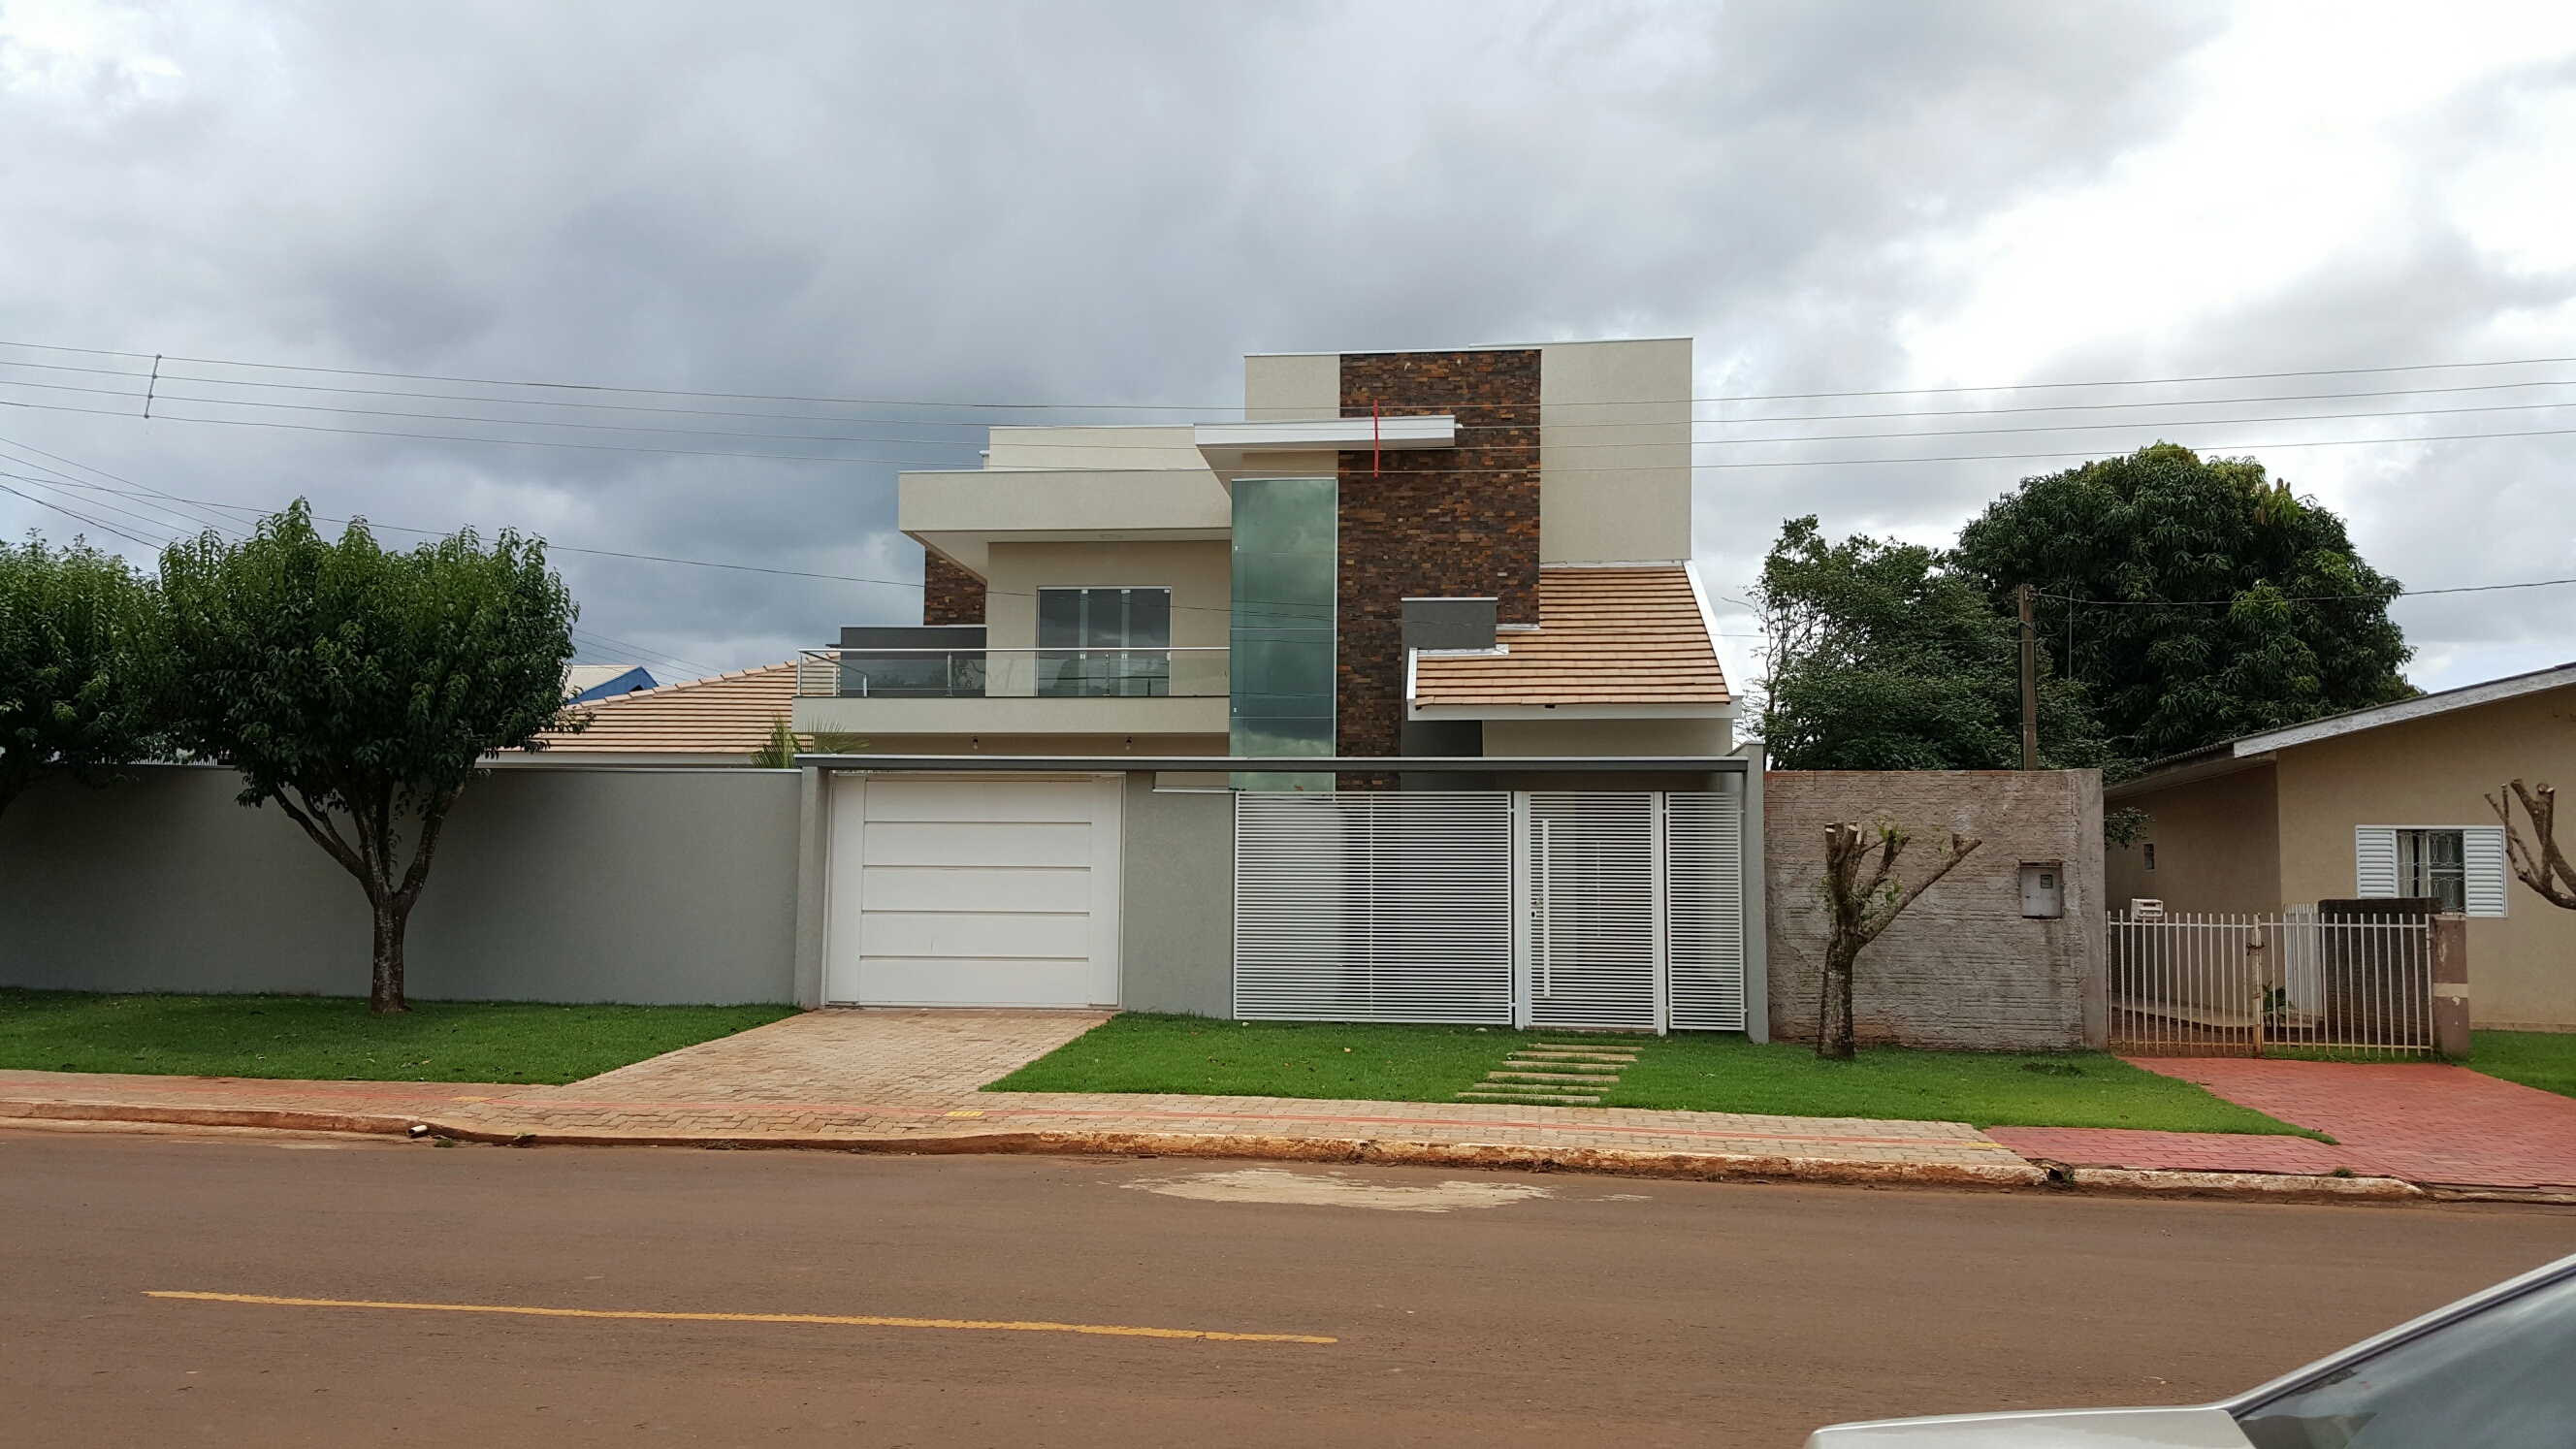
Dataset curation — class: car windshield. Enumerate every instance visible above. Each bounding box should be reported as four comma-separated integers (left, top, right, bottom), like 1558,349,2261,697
2236,1266,2576,1449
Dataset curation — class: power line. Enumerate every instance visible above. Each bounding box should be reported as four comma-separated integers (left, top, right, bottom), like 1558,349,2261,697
14,389,2576,473
14,335,2576,409
16,368,2576,453
13,350,2576,431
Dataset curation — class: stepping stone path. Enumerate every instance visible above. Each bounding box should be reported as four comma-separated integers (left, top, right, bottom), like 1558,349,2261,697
1455,1040,1641,1106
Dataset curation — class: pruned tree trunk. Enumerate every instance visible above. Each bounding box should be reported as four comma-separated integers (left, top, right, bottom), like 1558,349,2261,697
1818,821,1981,1061
2489,780,2576,910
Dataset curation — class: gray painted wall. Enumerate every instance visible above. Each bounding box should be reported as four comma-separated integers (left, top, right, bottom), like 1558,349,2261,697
0,763,799,1004
1764,769,2105,1051
1117,776,1233,1015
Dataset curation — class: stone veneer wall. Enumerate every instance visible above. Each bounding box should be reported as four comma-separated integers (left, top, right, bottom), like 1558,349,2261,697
1765,770,2106,1050
1335,349,1541,761
921,550,985,626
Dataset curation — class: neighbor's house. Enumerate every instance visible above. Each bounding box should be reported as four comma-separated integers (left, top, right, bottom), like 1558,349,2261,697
2108,662,2576,1030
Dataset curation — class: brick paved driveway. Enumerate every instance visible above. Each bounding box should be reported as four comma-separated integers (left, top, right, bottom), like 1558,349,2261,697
1988,1058,2576,1190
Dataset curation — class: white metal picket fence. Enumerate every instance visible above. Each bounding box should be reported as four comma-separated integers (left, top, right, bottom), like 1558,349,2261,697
2108,907,2433,1057
1233,789,1746,1032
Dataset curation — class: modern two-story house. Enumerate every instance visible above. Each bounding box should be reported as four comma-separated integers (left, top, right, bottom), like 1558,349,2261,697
785,339,1764,1033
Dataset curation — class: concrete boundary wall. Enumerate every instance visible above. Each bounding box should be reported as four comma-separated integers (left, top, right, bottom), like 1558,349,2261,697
1765,770,2105,1051
0,763,799,1004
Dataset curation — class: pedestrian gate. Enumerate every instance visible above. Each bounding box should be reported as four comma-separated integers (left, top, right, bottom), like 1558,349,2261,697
1232,790,1746,1032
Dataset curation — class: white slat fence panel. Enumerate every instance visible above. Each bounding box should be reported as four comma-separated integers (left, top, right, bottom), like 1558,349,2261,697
1664,791,1747,1030
1232,792,1514,1023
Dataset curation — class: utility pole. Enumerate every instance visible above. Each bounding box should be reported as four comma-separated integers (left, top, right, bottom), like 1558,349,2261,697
2017,583,2039,771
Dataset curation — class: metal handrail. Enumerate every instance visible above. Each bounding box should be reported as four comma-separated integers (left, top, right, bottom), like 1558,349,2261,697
795,645,1227,699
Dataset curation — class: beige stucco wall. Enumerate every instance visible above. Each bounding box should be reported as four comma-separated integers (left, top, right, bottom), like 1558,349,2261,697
899,468,1231,575
982,425,1205,470
1481,715,1731,757
1243,353,1339,421
1766,769,2106,1050
2108,762,2282,918
982,539,1231,652
1539,338,1692,565
2268,685,2576,1028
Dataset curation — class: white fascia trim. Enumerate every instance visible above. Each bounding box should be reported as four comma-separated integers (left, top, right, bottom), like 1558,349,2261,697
2231,662,2576,757
1193,415,1457,452
1404,645,1510,708
1407,702,1733,722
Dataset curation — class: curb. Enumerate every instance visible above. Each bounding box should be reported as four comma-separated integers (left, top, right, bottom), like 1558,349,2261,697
9,1098,2562,1207
0,1099,418,1138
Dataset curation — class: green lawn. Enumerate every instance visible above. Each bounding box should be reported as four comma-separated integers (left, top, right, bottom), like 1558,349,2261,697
2470,1030,2576,1099
985,1013,2315,1135
0,988,796,1084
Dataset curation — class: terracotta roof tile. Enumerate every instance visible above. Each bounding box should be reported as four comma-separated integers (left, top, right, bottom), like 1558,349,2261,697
528,661,796,757
1411,566,1727,709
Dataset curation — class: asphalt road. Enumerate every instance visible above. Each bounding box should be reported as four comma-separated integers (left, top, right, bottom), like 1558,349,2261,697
5,1126,2572,1448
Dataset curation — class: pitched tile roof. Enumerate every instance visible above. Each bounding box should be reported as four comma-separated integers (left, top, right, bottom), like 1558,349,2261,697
1410,565,1727,709
528,660,797,757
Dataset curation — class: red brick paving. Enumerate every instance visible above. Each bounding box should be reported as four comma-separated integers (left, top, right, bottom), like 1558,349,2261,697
1987,1057,2576,1190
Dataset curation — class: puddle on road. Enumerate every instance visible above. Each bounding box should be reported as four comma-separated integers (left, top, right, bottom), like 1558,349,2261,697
1122,1168,1553,1213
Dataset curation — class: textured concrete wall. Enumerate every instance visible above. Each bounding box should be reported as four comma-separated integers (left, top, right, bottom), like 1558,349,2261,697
0,763,799,1004
1766,770,2105,1050
1117,776,1234,1015
1336,349,1542,760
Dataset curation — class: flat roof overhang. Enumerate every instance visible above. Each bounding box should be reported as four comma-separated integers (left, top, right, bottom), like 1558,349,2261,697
796,753,1747,775
1193,415,1456,482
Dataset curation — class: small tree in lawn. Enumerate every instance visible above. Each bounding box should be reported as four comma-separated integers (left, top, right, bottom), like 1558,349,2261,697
155,503,577,1013
1818,821,1980,1060
2489,780,2576,910
0,536,163,820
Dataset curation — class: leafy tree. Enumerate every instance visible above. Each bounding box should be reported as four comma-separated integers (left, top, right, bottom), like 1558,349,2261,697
155,503,578,1013
1755,516,2109,770
1953,443,2411,762
0,536,162,820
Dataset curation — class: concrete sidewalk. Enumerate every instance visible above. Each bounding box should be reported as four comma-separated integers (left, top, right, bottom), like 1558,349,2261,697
0,1009,2047,1188
0,1012,2479,1200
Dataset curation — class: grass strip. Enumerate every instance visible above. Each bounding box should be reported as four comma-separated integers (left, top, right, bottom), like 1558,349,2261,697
0,988,795,1084
2468,1029,2576,1099
986,1013,2316,1135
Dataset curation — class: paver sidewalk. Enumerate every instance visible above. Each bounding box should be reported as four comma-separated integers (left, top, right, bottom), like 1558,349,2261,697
1987,1057,2576,1191
0,1009,2035,1187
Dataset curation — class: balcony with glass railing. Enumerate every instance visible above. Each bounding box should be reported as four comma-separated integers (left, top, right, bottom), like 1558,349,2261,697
795,646,1227,698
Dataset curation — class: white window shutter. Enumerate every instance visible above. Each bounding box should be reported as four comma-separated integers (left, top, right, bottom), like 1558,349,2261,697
2355,826,2399,897
2464,825,2509,917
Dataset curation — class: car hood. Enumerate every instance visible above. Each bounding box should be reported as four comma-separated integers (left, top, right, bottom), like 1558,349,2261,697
1806,1404,2249,1448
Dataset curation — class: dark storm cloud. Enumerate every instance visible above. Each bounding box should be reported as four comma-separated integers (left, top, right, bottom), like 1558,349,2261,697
7,1,2565,691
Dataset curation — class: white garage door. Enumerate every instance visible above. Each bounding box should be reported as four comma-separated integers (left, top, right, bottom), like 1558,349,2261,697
825,775,1123,1008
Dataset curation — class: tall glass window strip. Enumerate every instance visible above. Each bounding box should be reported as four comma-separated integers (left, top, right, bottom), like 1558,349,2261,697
1230,476,1336,791
1037,587,1171,697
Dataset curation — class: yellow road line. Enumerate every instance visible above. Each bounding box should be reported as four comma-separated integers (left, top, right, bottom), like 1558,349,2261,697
145,1291,1336,1344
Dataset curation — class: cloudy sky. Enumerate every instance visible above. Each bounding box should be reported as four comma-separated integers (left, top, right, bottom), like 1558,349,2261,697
1,0,2571,693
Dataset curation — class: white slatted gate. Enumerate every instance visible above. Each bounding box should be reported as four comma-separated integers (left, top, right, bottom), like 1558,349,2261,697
1524,793,1661,1030
1233,789,1745,1031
